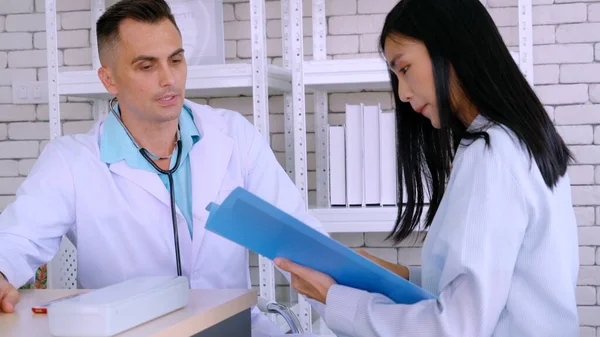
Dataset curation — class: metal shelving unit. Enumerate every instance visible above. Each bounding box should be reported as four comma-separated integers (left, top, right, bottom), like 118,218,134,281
300,0,534,236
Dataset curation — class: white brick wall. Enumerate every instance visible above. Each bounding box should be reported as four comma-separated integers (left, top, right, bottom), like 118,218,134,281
0,0,35,15
569,165,596,184
558,125,595,145
557,23,600,43
536,84,589,104
0,52,7,68
555,104,600,124
0,0,94,231
534,44,594,64
534,64,560,84
0,32,35,50
591,85,600,102
34,30,90,49
5,13,53,31
1,0,599,332
561,64,600,83
572,146,600,165
60,11,90,30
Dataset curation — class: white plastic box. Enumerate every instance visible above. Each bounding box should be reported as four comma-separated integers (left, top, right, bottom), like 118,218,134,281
47,276,190,337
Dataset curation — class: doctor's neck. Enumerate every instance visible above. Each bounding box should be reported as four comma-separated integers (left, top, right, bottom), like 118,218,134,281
119,106,179,164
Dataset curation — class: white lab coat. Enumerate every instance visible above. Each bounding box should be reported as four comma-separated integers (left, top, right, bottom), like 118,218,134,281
0,99,327,335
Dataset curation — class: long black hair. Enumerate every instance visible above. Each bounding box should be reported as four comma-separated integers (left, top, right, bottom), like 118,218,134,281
379,0,572,244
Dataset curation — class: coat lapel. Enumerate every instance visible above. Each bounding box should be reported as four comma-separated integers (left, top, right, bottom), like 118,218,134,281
185,102,235,267
108,161,174,209
98,110,182,217
189,128,234,263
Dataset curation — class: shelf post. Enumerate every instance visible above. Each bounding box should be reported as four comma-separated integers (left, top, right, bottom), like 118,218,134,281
91,0,108,122
312,0,329,209
44,0,66,290
282,0,295,180
310,1,336,334
281,0,306,329
251,0,270,138
45,0,61,141
289,0,312,332
91,0,105,71
518,0,533,86
289,0,307,201
250,0,277,323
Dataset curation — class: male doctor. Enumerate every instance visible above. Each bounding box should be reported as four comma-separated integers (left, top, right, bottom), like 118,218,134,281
0,0,327,335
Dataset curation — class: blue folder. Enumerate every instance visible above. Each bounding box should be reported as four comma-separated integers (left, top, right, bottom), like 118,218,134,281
204,187,437,304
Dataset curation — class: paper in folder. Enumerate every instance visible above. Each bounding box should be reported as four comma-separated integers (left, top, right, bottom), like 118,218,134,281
204,187,436,304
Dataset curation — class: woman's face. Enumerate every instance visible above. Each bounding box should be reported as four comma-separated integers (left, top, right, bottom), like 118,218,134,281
384,35,440,129
383,34,477,129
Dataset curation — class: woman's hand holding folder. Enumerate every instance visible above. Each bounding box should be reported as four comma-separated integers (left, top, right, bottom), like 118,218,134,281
355,249,410,280
275,250,412,305
274,257,335,304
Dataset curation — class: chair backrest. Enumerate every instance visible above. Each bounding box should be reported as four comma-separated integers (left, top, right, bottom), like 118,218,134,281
47,237,78,289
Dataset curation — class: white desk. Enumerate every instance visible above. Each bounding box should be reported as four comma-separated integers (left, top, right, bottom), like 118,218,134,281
0,288,256,337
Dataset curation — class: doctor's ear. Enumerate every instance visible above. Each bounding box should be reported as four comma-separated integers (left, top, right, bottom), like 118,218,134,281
98,67,118,96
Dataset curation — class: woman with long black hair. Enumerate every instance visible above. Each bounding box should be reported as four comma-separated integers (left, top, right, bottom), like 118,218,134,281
275,0,579,335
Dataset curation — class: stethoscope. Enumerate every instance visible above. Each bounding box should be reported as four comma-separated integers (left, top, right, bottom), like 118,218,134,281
109,97,183,277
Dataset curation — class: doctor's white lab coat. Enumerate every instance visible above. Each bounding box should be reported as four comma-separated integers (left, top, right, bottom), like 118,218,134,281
0,99,327,334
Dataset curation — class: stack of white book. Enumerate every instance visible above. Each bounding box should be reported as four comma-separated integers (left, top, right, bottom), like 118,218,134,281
328,103,400,207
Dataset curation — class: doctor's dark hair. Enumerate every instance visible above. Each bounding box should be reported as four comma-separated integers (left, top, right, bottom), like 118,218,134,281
96,0,180,64
379,0,572,244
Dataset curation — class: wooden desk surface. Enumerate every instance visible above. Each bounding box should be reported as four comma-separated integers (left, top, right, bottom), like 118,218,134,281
0,288,257,337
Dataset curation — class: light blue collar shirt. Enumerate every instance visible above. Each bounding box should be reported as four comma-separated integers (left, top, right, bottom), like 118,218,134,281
100,105,200,238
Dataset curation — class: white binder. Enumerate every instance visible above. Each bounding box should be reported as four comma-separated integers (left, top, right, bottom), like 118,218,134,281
328,125,347,206
345,104,364,206
379,111,398,206
362,104,381,205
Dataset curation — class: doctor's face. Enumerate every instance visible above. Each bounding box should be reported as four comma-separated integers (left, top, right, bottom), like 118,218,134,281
98,18,187,124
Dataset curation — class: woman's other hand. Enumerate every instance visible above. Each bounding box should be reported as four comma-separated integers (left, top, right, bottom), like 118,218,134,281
355,249,410,279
